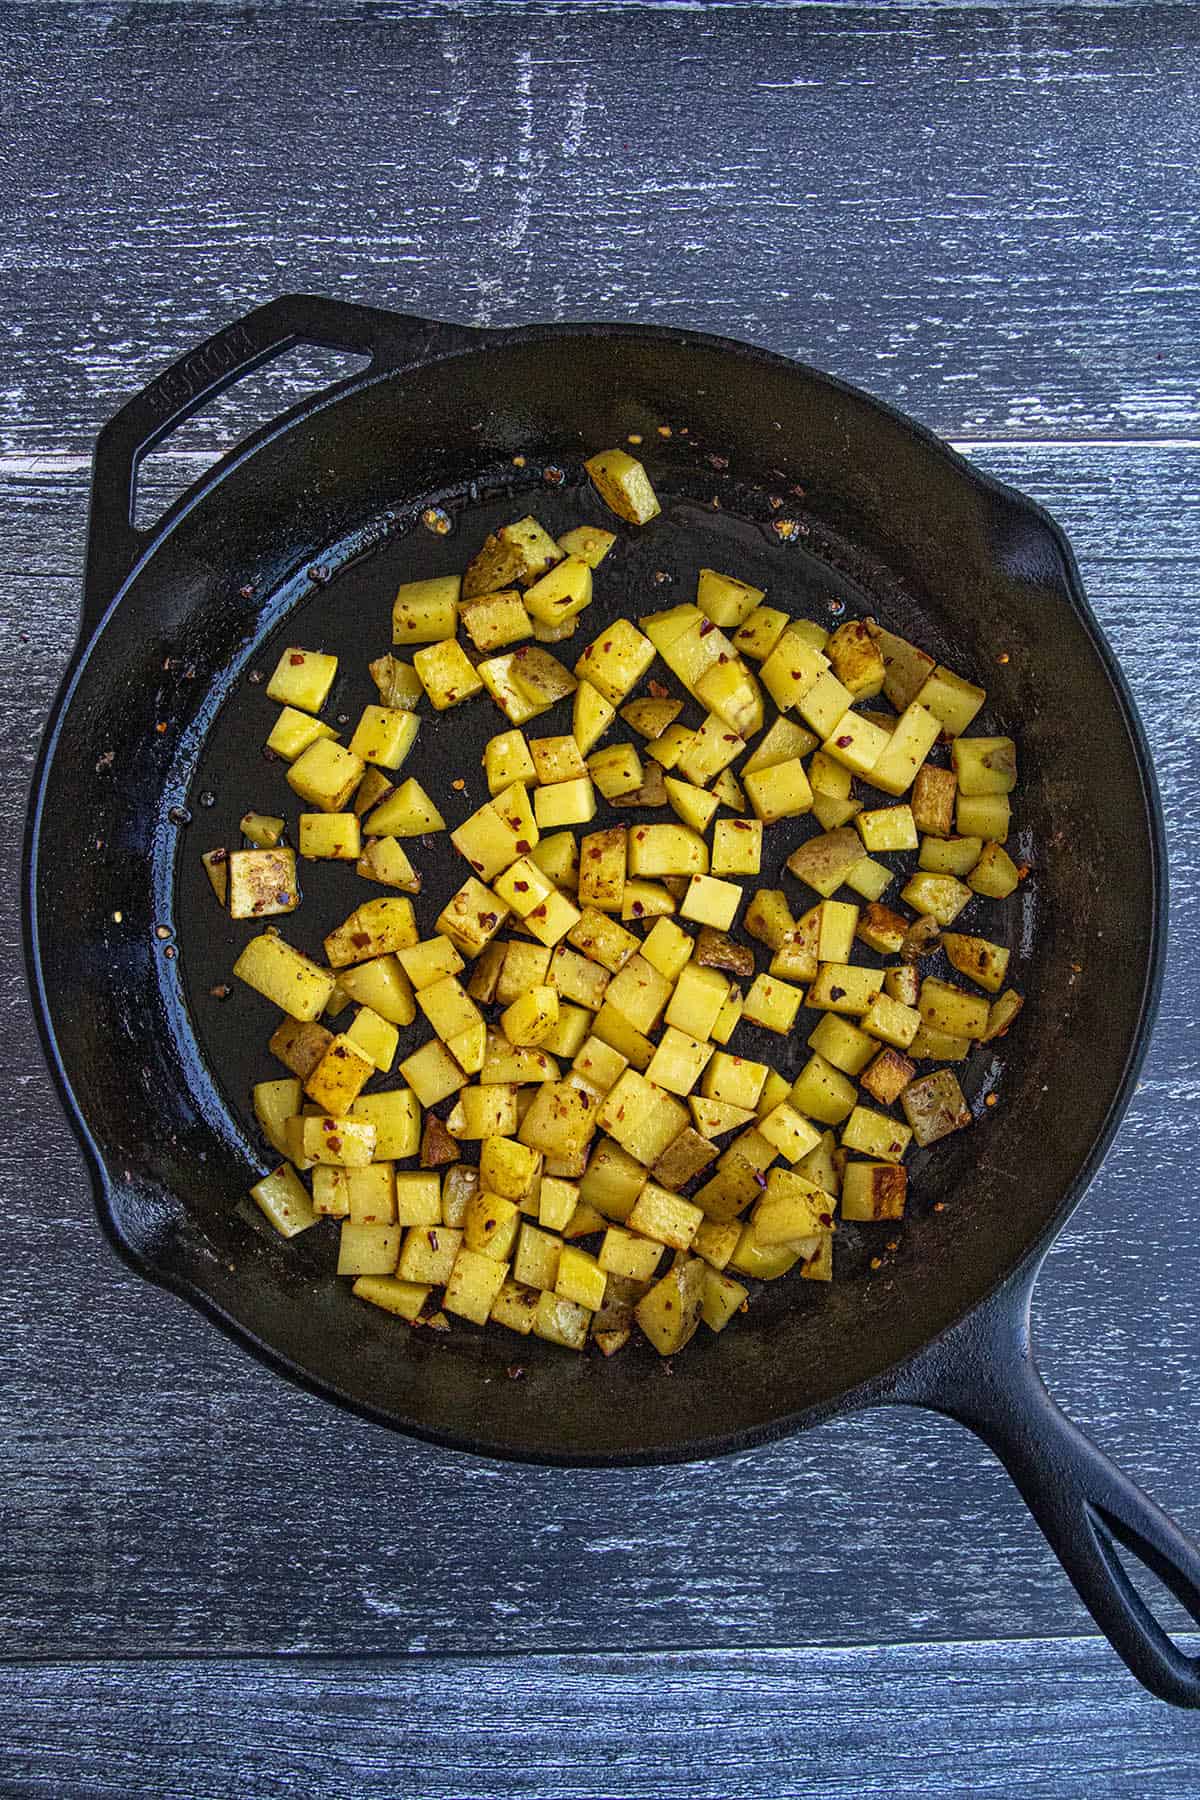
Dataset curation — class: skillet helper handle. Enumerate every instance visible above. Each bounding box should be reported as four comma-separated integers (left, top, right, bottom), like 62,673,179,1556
82,293,470,627
900,1260,1200,1707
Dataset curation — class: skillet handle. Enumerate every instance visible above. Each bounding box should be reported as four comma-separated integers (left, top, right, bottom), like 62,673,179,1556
896,1255,1200,1706
83,293,475,629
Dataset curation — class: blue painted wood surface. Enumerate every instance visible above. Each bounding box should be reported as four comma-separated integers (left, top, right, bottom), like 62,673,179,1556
1,1,1198,1791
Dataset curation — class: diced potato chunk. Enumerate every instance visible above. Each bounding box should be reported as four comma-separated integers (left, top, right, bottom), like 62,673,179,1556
299,814,361,861
574,619,656,704
914,665,986,737
325,896,418,967
391,575,461,643
250,1163,319,1237
266,706,338,762
791,1053,858,1125
635,1255,705,1355
900,871,972,925
841,1161,908,1221
841,1104,912,1163
348,705,420,771
266,646,338,714
233,933,334,1021
464,519,561,598
228,847,300,920
584,449,661,525
351,1089,421,1159
627,823,708,879
969,841,1022,899
743,974,805,1034
287,739,366,812
363,778,447,837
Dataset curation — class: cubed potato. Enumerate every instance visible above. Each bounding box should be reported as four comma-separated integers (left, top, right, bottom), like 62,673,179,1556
511,1221,563,1290
856,805,918,854
621,697,684,741
348,705,421,771
495,943,552,1007
710,985,744,1046
391,574,461,643
919,835,983,878
539,1001,592,1061
448,1083,521,1140
227,847,300,921
253,1076,304,1159
518,1080,598,1160
578,1137,646,1221
350,1089,420,1160
488,1278,540,1335
556,524,616,568
679,875,741,931
534,778,596,830
953,735,1017,796
479,653,548,725
351,1275,431,1321
853,904,908,958
785,827,865,899
501,984,559,1046
459,588,534,653
726,1220,808,1281
233,933,334,1021
250,1162,319,1237
344,1005,400,1073
598,1226,663,1284
463,1188,522,1262
523,555,593,628
912,763,958,837
627,1181,703,1251
394,938,464,993
689,1095,755,1139
530,831,580,894
731,605,790,661
884,965,921,1009
436,878,510,955
742,757,813,825
589,999,652,1073
266,646,337,714
860,1046,917,1107
969,841,1022,898
529,734,588,786
358,778,445,840
266,706,338,763
807,1013,876,1076
956,791,1011,842
909,1023,972,1061
791,1053,858,1125
757,1101,822,1164
484,729,537,795
442,1246,510,1324
812,793,863,831
707,819,760,880
867,623,936,712
530,1290,589,1350
645,1026,714,1096
325,896,418,968
572,1034,629,1096
295,814,360,864
627,823,709,880
599,1071,689,1167
465,518,562,598
287,739,366,812
662,775,718,837
742,974,805,1034
572,826,626,913
570,681,617,758
399,1037,468,1107
696,659,764,740
841,1161,908,1221
641,918,695,982
567,908,639,973
696,567,764,628
533,1175,577,1232
549,944,611,1009
397,1223,463,1285
584,449,661,524
691,1218,742,1271
870,701,943,797
645,722,694,771
659,616,736,694
821,711,891,779
604,954,673,1034
664,962,731,1040
701,1052,768,1111
417,972,482,1044
816,899,859,964
621,880,676,922
806,963,883,1016
493,854,558,920
861,992,922,1050
571,618,655,704
770,909,821,984
841,1105,912,1164
842,858,893,903
239,812,286,849
368,654,423,712
914,665,986,738
982,988,1024,1043
743,889,794,952
760,635,828,713
554,1243,607,1312
635,1254,705,1355
919,976,990,1039
336,1220,402,1276
796,669,854,738
300,1114,377,1168
900,871,973,925
675,713,746,786
752,1166,832,1245
827,618,885,699
942,931,1011,993
410,638,483,711
387,1171,438,1226
358,834,421,893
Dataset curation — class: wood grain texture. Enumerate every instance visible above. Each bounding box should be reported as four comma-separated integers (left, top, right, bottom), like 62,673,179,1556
5,1638,1200,1798
1,445,1196,1661
1,3,1197,452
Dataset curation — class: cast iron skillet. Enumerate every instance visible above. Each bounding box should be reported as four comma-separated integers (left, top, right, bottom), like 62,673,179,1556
24,295,1200,1704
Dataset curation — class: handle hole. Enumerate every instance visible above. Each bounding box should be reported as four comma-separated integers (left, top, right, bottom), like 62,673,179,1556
1090,1504,1200,1640
132,344,371,531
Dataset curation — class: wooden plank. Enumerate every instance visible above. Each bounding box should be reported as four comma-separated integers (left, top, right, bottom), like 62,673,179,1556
5,1638,1200,1798
1,444,1197,1658
0,4,1197,453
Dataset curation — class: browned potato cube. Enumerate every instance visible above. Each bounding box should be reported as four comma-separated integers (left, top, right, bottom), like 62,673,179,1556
911,764,957,837
860,1046,917,1107
901,1069,973,1145
269,1017,334,1079
228,848,300,920
841,1161,908,1221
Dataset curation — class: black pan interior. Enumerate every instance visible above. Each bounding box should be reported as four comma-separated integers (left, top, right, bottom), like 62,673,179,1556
31,329,1160,1462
